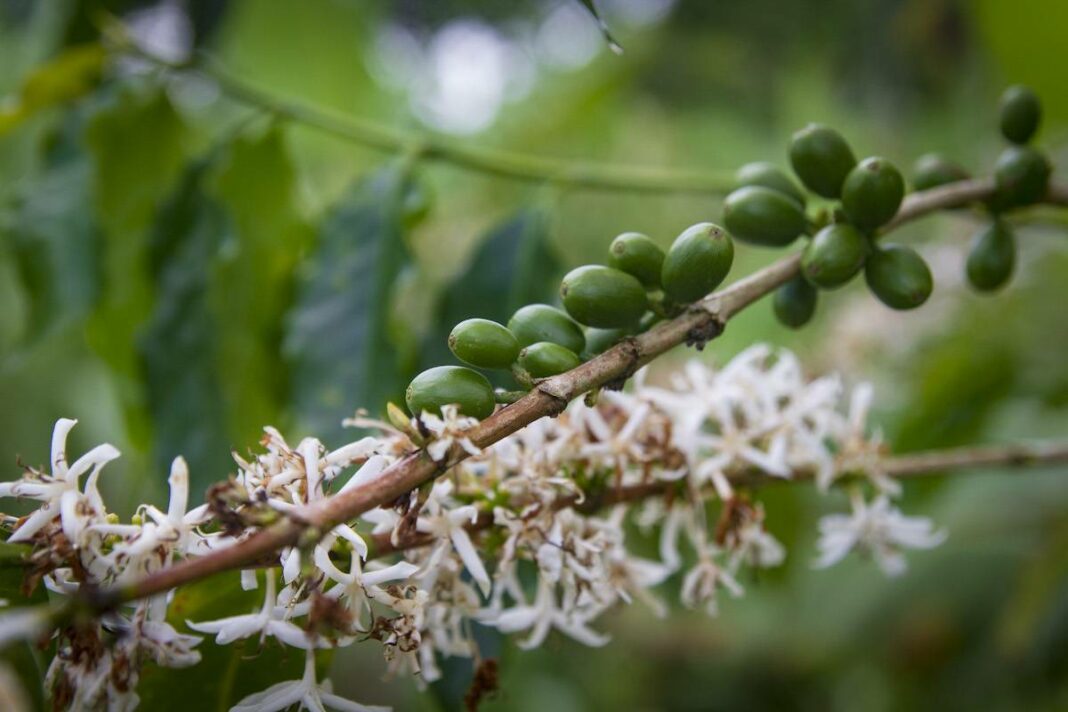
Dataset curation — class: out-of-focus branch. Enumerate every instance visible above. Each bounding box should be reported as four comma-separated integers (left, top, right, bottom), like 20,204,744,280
100,19,735,196
87,173,1068,612
365,440,1068,559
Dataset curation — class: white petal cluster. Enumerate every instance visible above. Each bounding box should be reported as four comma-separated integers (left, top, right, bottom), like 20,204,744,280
0,346,945,710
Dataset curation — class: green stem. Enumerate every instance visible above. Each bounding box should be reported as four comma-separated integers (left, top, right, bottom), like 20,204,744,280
100,18,735,196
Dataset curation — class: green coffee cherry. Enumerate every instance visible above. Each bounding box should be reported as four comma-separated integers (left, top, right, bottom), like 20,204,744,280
788,124,857,199
841,157,905,232
518,341,582,378
801,224,869,289
584,326,630,356
406,366,495,419
560,265,648,328
965,220,1015,292
661,222,734,303
507,304,585,354
912,153,970,191
773,276,818,329
722,186,807,247
638,311,663,332
448,318,520,369
993,145,1051,208
734,161,805,206
864,244,932,310
607,232,665,287
999,85,1041,145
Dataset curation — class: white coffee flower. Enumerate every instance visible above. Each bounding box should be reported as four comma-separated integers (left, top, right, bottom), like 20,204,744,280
814,492,946,576
188,570,320,649
0,418,119,544
231,649,390,712
418,405,481,462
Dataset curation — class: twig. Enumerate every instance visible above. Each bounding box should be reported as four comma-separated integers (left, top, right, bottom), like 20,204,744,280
103,29,735,196
86,176,1068,611
365,440,1068,559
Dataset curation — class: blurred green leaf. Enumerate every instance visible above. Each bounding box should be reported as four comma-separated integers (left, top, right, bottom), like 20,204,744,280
0,43,105,136
4,154,100,346
139,163,233,491
284,163,416,441
0,547,46,711
83,87,191,448
137,572,305,711
206,125,312,450
421,208,562,383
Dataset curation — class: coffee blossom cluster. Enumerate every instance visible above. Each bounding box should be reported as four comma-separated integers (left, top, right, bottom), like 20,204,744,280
0,345,945,711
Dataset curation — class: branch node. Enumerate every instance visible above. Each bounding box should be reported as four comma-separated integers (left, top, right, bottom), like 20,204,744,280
603,337,643,390
684,315,725,351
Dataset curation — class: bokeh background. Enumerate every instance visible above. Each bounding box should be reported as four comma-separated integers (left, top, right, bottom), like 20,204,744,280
2,0,1068,710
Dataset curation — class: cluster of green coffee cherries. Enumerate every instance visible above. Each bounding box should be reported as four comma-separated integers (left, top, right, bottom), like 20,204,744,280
738,84,1050,329
407,219,733,420
405,85,1052,422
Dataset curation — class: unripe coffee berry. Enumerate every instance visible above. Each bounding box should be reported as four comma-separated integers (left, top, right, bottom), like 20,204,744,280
518,341,582,378
448,318,520,369
773,276,818,329
801,223,869,289
507,304,585,355
608,232,665,287
560,265,648,328
911,153,970,191
788,124,857,199
999,85,1041,145
864,244,932,310
584,326,631,357
734,161,805,206
723,186,807,247
841,157,905,232
966,220,1015,292
406,366,495,419
993,145,1051,208
661,222,734,303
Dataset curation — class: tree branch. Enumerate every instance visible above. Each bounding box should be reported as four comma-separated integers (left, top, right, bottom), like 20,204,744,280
85,175,1067,611
364,440,1068,559
101,28,735,196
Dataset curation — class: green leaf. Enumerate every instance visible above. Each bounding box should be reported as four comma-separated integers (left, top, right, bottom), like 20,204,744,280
206,126,312,450
83,87,191,448
136,572,305,711
283,164,416,441
4,154,101,345
139,163,234,492
0,43,106,136
421,208,563,382
0,546,47,711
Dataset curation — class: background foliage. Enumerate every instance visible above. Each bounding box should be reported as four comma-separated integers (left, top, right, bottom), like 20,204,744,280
1,0,1067,709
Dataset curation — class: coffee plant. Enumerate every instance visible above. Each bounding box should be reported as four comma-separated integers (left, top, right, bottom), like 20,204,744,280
0,12,1066,712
